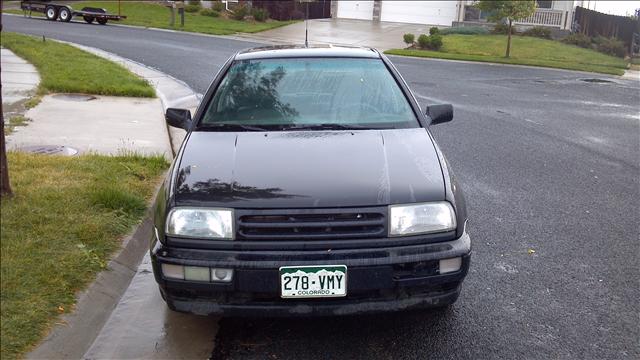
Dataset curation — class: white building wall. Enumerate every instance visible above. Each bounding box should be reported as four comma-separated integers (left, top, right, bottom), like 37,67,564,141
380,1,458,26
336,1,374,20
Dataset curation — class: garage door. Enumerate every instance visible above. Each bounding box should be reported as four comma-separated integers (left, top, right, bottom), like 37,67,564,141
337,1,374,21
380,1,457,26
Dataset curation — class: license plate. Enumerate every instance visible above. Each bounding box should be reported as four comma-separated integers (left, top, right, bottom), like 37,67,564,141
279,265,347,298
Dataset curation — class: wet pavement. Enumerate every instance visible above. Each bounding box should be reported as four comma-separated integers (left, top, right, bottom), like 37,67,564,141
84,254,218,360
236,18,430,51
4,14,639,360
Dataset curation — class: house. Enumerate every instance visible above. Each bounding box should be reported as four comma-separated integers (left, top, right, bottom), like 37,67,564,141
332,0,576,30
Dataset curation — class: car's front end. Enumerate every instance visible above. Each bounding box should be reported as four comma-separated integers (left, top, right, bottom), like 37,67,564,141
151,45,471,316
151,224,470,317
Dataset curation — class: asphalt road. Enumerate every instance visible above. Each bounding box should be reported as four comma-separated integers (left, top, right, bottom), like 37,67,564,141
5,15,640,360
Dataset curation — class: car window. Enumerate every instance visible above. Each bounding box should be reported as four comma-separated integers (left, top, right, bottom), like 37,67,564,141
200,58,419,130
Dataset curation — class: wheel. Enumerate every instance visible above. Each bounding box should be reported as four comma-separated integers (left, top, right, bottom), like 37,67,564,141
45,6,58,21
58,7,72,22
83,16,95,24
96,18,108,25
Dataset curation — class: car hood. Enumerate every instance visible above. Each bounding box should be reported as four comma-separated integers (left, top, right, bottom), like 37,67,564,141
173,129,445,208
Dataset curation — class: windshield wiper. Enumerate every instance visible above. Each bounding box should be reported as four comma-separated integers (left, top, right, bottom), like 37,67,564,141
282,123,374,131
198,123,268,132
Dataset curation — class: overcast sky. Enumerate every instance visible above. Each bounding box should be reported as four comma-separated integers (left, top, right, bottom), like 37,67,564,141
580,1,640,16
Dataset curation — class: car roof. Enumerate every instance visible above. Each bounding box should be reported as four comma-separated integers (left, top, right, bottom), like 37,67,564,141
234,45,381,61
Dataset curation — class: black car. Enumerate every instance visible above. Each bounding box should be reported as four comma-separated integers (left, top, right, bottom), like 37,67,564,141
151,45,471,316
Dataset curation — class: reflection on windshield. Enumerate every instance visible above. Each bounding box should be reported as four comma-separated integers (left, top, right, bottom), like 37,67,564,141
201,58,418,130
207,61,299,125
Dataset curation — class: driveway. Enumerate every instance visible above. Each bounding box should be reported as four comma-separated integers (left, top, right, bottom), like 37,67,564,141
4,15,639,360
237,18,432,51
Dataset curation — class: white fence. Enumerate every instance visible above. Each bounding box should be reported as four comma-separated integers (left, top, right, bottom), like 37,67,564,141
516,9,566,28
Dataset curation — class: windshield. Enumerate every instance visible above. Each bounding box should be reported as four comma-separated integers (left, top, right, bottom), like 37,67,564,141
199,58,419,130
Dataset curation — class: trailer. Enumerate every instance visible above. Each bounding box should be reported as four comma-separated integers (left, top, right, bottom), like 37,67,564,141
21,1,126,25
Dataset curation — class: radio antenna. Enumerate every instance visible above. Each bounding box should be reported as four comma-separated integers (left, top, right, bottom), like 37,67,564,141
304,1,309,47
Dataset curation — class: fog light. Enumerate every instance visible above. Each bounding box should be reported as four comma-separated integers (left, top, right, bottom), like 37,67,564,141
439,257,462,274
161,264,184,280
184,266,210,282
211,268,233,282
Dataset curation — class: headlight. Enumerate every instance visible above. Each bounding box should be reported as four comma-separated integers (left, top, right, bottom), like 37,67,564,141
389,202,456,236
166,208,234,239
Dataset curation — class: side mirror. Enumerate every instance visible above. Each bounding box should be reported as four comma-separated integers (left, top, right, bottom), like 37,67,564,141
165,108,192,130
425,104,453,125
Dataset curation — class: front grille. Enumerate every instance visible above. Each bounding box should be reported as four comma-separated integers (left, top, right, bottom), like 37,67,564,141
236,208,387,240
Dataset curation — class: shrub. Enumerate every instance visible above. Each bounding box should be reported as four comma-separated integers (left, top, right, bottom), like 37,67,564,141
417,34,443,51
232,5,249,20
428,34,443,50
417,34,430,49
521,26,552,39
594,36,626,57
440,26,489,35
212,1,225,12
429,27,440,36
200,8,220,17
251,7,269,22
403,33,415,46
188,0,201,5
184,4,201,13
562,33,592,48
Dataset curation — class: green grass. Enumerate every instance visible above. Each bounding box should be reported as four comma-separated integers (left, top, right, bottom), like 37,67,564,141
6,1,297,35
386,34,628,75
4,115,31,135
1,32,154,97
0,152,168,359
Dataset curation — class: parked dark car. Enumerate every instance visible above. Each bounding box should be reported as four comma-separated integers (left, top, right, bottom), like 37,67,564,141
151,45,471,316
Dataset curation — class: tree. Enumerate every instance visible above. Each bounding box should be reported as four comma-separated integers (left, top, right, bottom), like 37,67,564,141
0,0,13,197
477,0,537,58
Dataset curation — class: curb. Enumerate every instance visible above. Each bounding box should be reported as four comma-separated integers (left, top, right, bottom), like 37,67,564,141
23,40,198,359
384,53,627,79
27,195,159,360
55,39,199,156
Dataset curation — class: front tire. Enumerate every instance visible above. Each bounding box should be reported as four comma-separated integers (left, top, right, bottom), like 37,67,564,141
83,16,95,24
45,6,58,21
59,7,72,22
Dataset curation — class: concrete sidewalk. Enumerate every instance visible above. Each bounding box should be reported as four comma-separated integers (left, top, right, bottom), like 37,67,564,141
2,47,172,157
9,94,171,157
621,68,640,81
61,41,200,155
1,47,39,114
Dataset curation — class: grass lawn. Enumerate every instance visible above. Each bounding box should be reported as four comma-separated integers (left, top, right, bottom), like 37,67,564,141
0,152,168,359
385,35,628,75
5,1,297,35
1,32,154,97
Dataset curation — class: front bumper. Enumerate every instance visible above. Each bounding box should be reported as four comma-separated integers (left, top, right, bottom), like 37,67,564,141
151,231,471,316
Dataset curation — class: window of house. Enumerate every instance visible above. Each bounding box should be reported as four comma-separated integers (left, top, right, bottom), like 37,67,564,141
536,1,553,9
